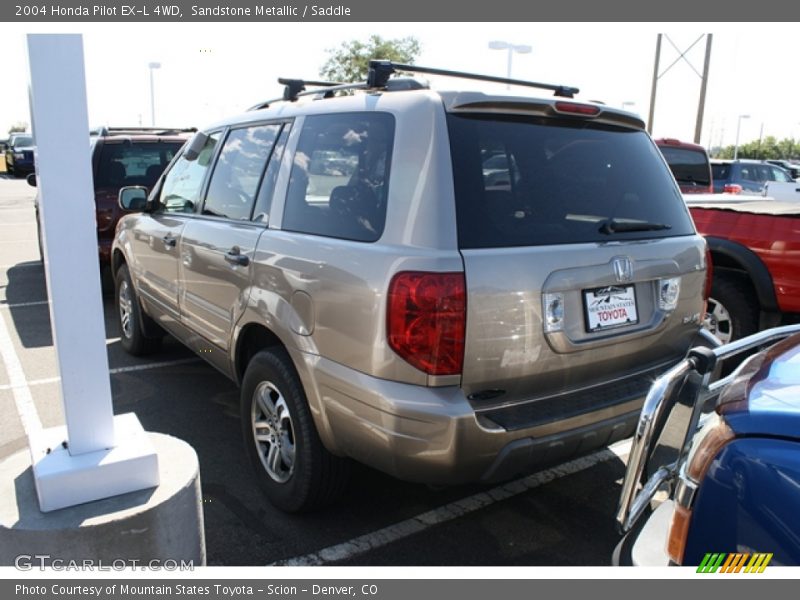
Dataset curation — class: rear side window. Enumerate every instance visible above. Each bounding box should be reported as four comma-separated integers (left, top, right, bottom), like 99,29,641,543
282,112,394,242
447,114,696,248
711,163,729,181
658,146,711,187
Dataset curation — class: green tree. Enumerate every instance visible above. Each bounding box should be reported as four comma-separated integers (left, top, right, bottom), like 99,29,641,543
320,35,421,83
8,122,29,134
715,136,800,160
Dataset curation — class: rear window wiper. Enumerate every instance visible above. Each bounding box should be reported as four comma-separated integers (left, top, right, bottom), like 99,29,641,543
598,219,671,234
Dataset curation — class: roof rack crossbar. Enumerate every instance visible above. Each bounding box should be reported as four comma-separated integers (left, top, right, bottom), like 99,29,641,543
277,78,342,102
367,60,579,98
249,78,344,110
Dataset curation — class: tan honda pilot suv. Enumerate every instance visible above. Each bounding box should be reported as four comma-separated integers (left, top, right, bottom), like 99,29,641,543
112,61,709,512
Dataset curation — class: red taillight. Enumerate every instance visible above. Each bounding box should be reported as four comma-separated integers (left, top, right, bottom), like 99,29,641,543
723,183,743,194
553,101,601,116
387,271,466,376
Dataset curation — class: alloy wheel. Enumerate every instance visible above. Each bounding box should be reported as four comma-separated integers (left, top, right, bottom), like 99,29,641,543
251,381,296,483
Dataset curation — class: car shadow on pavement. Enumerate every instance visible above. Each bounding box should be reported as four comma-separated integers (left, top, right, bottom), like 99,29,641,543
3,261,51,348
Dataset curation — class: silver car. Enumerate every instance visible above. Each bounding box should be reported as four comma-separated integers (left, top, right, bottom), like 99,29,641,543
112,63,708,512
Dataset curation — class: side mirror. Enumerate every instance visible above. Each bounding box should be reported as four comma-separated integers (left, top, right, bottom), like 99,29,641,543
119,186,149,211
26,173,37,187
183,132,209,162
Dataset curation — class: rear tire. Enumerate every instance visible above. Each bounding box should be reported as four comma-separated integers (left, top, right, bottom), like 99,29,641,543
115,264,162,356
705,272,759,343
241,348,349,513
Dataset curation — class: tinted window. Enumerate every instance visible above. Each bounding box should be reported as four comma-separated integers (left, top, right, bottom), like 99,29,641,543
658,146,711,186
158,133,219,214
282,112,394,242
253,124,291,224
95,140,183,188
447,114,695,248
11,135,33,147
711,163,729,181
203,124,282,221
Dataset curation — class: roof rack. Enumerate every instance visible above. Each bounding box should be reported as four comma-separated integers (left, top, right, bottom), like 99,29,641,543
366,61,579,98
247,60,580,111
90,126,197,137
247,78,343,110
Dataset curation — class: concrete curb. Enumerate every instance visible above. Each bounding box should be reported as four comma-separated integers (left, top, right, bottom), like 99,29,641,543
0,432,205,567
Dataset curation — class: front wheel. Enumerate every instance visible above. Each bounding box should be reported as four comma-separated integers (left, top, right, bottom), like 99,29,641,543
115,264,162,356
241,348,349,513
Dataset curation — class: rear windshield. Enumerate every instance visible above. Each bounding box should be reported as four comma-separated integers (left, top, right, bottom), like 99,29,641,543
95,140,184,189
447,114,696,248
659,146,711,187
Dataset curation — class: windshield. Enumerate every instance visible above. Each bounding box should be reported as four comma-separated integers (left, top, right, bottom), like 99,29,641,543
11,136,33,147
447,114,696,248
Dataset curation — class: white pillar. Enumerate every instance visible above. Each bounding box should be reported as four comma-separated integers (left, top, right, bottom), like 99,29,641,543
27,33,159,512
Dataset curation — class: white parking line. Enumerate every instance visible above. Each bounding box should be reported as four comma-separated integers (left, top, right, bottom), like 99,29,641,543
0,300,49,309
0,357,203,391
0,311,42,437
270,439,632,566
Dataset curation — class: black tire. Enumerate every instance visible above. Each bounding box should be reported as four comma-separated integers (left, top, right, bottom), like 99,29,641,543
115,264,162,356
241,348,350,513
706,272,759,343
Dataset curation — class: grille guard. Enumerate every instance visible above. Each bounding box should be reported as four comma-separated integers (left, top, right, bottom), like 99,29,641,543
616,324,800,533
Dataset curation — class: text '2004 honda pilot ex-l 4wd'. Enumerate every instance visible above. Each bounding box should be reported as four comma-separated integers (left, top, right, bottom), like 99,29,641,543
112,61,710,512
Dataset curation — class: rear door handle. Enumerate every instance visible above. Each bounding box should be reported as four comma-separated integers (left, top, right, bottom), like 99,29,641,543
224,247,250,267
162,235,177,248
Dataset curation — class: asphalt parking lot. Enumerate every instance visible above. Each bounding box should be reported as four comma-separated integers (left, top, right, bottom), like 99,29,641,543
0,174,631,567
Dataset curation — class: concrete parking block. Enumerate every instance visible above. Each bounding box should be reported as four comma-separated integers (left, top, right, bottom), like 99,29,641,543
0,431,205,566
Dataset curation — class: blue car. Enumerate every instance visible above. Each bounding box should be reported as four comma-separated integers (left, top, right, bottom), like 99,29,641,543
711,159,794,194
615,325,800,567
4,132,35,177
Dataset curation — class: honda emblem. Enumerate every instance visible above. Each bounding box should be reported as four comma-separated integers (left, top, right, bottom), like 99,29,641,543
613,257,633,283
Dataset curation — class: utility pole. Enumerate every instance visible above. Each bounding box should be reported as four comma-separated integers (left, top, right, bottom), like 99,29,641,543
648,34,712,140
694,34,713,144
647,34,662,135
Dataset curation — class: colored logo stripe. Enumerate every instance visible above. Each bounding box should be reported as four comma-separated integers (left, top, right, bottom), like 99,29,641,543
697,553,772,573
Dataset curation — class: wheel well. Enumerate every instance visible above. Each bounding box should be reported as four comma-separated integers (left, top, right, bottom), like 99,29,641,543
706,237,778,313
235,324,283,384
111,249,126,279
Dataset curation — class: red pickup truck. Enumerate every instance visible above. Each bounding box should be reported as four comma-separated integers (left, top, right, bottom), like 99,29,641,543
686,196,800,343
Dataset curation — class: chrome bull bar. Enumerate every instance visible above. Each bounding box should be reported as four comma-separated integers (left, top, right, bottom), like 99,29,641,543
616,324,800,533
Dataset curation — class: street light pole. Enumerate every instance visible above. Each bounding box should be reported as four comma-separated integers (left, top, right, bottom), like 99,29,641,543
488,40,532,88
148,61,161,126
734,114,750,160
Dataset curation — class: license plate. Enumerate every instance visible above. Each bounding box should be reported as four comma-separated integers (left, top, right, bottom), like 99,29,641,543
583,285,639,332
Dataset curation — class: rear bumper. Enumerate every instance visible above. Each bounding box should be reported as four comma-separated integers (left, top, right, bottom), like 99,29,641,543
293,349,650,485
